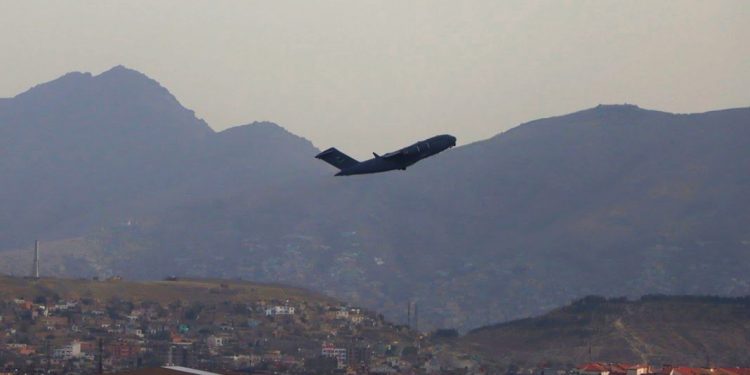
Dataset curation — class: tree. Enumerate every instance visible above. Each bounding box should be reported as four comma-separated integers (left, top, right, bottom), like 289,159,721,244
304,356,338,374
432,328,459,339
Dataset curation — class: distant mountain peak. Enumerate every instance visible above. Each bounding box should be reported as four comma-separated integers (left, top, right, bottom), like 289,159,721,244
543,103,670,127
579,103,658,118
58,71,93,80
12,65,168,103
217,121,319,151
247,121,291,133
220,121,297,136
102,64,136,73
96,65,159,85
594,103,642,110
92,65,176,102
5,65,213,138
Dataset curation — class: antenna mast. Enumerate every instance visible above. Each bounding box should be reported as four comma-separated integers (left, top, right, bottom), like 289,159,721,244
407,301,411,328
414,303,418,331
32,240,40,279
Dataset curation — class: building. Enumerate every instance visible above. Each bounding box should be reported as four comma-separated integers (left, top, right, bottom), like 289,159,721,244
262,350,282,363
206,336,224,355
265,305,295,316
322,342,347,369
109,341,140,360
627,365,651,375
575,363,639,375
53,341,82,360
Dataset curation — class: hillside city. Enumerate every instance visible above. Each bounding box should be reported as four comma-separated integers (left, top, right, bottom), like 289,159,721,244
0,277,486,374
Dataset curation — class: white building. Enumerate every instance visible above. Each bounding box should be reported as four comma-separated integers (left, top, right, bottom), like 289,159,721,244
207,335,225,354
265,305,295,316
53,341,82,360
627,366,650,375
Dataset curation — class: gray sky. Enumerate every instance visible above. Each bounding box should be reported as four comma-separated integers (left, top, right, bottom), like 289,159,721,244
1,1,748,157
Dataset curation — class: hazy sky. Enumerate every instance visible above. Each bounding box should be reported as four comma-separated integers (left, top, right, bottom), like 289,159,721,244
1,1,748,157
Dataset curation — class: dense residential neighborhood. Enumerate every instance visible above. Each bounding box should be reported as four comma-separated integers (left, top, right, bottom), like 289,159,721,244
3,280,750,375
0,277,487,374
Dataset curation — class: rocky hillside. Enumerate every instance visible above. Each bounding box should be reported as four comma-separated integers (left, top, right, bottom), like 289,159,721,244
458,295,750,367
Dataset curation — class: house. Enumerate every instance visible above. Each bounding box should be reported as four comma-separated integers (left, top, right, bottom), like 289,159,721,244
575,363,612,375
53,341,82,360
262,350,282,363
51,301,78,312
7,343,35,356
80,341,97,354
109,341,140,360
348,313,364,324
321,342,347,369
627,366,651,375
206,335,224,354
265,305,295,316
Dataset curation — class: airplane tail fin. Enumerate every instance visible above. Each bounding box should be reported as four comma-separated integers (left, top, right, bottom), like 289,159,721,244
315,147,359,171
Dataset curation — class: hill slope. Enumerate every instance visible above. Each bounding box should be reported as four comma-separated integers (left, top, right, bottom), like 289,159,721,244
459,295,750,367
0,275,334,306
65,104,750,330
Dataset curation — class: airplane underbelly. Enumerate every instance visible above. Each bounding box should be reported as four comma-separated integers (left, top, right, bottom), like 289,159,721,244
345,158,400,175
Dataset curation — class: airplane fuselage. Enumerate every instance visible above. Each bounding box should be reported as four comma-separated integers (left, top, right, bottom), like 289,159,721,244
315,134,457,176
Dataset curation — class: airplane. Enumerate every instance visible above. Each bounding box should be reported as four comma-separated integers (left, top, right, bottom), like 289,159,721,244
315,134,457,176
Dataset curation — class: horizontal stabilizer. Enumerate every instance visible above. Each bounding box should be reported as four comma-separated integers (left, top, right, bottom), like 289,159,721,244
315,147,359,171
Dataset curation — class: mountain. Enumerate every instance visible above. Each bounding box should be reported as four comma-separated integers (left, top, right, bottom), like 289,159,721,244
62,104,750,331
0,66,324,249
2,67,750,332
457,295,750,367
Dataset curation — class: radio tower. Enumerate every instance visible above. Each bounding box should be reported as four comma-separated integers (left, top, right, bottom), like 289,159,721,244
414,302,418,332
32,240,40,279
407,301,411,328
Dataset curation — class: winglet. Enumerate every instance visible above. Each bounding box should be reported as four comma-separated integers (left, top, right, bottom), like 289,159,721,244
373,152,380,158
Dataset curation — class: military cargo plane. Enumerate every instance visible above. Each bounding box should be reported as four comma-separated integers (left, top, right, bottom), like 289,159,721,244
315,134,457,176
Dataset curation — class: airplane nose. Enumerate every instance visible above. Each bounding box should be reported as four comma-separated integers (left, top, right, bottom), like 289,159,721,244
448,136,457,147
